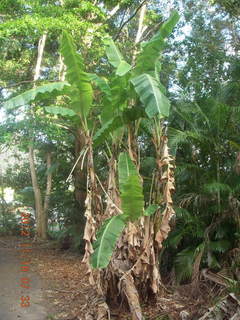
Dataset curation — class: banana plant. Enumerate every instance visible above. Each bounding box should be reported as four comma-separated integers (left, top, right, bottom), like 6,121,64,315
90,10,180,270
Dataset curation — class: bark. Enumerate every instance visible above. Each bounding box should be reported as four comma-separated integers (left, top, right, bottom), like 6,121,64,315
83,133,103,283
33,33,47,82
41,152,52,240
29,146,44,238
134,3,147,44
58,54,66,81
132,3,147,62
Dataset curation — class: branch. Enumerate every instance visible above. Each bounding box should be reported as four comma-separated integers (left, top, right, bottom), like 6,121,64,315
0,79,61,90
0,80,35,90
107,4,120,18
141,21,163,42
113,0,148,41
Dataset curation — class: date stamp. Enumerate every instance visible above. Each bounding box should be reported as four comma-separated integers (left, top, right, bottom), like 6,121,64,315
18,210,32,308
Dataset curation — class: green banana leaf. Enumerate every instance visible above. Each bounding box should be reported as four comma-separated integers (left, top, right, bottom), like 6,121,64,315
90,215,126,269
61,31,93,118
118,152,144,221
4,82,69,110
104,37,132,76
134,10,180,75
131,73,170,118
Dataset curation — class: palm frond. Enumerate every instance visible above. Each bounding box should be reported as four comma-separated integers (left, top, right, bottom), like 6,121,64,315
203,182,232,194
208,240,231,253
174,247,195,282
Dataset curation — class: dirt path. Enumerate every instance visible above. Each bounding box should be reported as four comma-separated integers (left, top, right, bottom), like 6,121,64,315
0,239,49,320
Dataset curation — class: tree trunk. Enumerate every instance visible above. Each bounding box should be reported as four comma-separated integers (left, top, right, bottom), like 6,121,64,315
134,3,147,44
33,33,47,82
29,146,44,238
132,3,147,62
41,151,52,240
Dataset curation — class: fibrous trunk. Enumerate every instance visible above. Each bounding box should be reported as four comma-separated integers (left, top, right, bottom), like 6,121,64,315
83,127,175,319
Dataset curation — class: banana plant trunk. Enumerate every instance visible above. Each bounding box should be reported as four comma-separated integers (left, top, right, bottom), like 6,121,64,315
88,129,175,320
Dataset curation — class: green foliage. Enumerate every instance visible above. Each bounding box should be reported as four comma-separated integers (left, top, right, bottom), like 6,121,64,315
60,31,93,118
100,75,129,124
174,247,196,282
131,74,170,118
89,73,111,99
104,37,132,76
212,0,240,16
3,82,69,110
144,204,159,216
134,10,180,75
91,152,145,269
208,240,231,253
45,106,76,117
94,107,146,146
93,115,123,147
118,152,144,221
0,211,20,236
203,182,232,194
90,215,126,268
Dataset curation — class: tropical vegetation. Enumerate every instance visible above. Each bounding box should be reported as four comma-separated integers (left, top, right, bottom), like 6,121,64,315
0,0,239,319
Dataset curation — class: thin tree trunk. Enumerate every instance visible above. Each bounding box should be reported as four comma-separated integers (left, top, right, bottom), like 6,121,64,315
58,54,66,81
42,152,52,240
29,146,44,238
108,4,120,18
134,4,147,44
132,4,147,62
217,158,221,215
33,33,47,82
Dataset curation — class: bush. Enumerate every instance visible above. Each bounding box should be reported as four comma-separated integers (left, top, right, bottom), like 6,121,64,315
0,210,20,235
